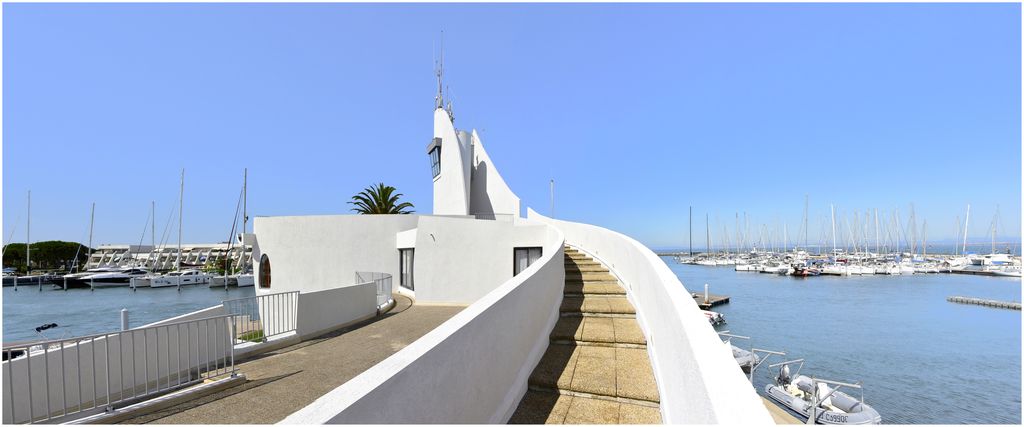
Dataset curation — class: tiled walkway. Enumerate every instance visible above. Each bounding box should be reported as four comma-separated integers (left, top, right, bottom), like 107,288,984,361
117,295,464,424
510,247,661,424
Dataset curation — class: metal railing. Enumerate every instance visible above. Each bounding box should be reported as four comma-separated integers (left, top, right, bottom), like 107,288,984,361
355,272,393,307
221,291,299,344
2,315,237,424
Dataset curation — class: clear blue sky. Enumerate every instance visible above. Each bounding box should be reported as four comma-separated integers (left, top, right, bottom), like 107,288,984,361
4,3,1020,249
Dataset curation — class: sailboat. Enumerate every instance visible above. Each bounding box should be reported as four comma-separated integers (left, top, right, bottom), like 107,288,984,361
152,170,206,288
212,168,254,288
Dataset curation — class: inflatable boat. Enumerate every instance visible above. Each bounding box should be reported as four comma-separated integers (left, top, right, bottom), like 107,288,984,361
765,364,881,425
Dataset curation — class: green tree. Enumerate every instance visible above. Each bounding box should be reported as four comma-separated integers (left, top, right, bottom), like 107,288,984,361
348,183,415,215
2,241,90,273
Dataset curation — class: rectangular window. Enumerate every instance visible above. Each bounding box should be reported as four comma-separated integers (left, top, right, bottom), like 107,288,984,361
513,247,543,276
400,249,415,291
429,147,441,178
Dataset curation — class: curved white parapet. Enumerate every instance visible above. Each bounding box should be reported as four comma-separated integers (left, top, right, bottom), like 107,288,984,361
280,222,565,424
528,209,773,424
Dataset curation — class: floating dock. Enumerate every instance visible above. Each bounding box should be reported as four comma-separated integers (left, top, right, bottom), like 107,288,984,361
947,296,1021,310
691,292,730,310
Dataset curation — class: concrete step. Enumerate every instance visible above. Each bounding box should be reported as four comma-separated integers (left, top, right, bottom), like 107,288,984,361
565,260,601,266
560,296,636,315
549,316,647,345
565,252,591,260
565,264,608,273
526,344,660,404
509,390,661,424
563,282,625,296
565,271,616,281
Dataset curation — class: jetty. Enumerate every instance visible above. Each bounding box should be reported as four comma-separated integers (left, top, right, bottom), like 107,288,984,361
692,292,730,310
947,296,1021,310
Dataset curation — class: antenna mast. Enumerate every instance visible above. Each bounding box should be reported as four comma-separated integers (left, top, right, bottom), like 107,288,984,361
435,31,445,110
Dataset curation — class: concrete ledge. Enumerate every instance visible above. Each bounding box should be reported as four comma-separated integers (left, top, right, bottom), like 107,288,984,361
68,374,246,425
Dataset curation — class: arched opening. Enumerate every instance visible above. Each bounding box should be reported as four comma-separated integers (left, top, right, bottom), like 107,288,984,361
259,254,271,288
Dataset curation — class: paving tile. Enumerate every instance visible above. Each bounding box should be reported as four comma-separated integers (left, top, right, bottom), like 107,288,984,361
577,345,615,360
582,297,611,313
618,402,662,424
581,317,615,343
615,348,660,402
563,396,620,424
570,355,617,396
550,317,584,341
560,297,584,313
607,298,636,314
612,318,646,345
509,391,573,424
530,345,578,390
585,283,625,294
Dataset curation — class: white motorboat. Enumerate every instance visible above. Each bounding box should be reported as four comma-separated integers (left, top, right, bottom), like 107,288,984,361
151,269,210,288
81,267,151,288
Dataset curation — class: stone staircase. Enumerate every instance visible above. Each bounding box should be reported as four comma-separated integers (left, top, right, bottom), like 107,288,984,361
509,246,661,424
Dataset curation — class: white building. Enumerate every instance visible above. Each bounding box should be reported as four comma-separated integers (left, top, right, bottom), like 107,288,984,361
249,94,773,423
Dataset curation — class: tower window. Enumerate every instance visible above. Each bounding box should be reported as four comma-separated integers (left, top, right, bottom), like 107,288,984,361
427,137,442,178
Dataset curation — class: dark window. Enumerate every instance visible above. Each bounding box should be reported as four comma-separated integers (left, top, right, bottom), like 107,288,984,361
429,146,441,178
399,249,415,291
259,254,271,288
514,247,543,276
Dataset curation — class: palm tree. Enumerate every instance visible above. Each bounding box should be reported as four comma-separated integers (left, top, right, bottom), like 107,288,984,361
349,183,415,215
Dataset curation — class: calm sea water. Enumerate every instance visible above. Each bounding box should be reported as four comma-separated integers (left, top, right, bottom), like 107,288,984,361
2,285,255,343
662,258,1022,424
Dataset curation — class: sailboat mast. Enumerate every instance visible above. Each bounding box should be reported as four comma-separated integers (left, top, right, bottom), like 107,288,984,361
803,194,809,250
705,213,710,255
962,204,970,254
88,202,95,267
177,169,184,271
26,190,31,275
923,220,928,258
830,204,837,258
243,168,248,235
689,206,692,256
874,208,880,254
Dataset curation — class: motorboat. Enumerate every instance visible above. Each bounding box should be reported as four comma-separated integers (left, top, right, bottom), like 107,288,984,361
726,342,759,373
702,310,725,326
791,265,820,277
765,363,881,425
56,266,121,288
76,267,150,288
209,272,254,288
151,269,210,288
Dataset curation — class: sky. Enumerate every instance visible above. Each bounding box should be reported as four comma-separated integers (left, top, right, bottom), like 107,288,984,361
3,3,1021,250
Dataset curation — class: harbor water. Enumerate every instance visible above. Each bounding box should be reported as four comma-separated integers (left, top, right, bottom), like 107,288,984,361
663,257,1021,424
2,285,255,344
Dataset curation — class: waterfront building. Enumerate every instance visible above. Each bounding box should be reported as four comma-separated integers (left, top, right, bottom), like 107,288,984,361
2,91,773,425
247,96,773,423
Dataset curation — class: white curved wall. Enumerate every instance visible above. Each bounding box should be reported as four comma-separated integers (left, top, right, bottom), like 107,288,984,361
432,108,471,215
528,209,773,424
469,130,521,220
280,223,564,424
252,215,419,295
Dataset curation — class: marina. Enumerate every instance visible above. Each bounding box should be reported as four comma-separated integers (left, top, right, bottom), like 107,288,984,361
665,258,1022,424
2,3,1019,424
